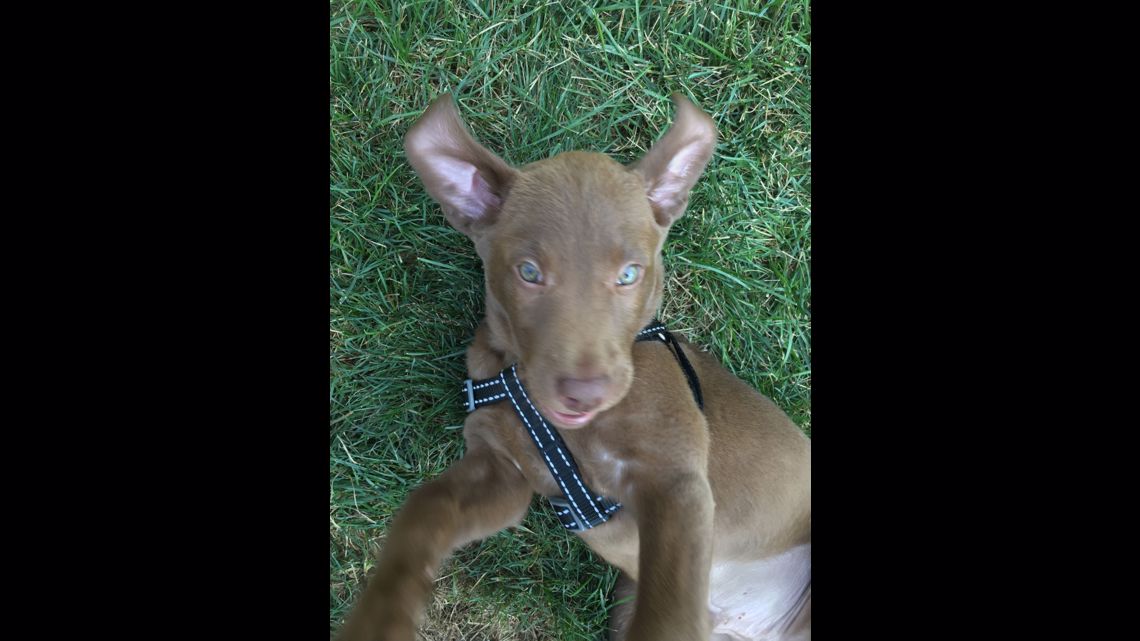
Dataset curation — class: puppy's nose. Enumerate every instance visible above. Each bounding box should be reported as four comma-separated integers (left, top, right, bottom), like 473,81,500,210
556,376,610,412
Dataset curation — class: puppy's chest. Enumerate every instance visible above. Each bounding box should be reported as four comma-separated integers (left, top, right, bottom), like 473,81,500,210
484,408,633,501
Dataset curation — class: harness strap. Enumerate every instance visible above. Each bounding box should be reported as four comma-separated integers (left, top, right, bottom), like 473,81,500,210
634,322,704,410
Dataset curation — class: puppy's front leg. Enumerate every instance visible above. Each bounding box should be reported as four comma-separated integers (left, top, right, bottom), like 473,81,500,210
626,471,716,641
336,437,532,641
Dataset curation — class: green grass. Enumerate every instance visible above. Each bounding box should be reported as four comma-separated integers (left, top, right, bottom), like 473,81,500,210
330,1,810,638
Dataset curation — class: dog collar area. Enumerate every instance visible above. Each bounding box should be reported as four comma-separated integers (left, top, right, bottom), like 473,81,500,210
459,319,704,532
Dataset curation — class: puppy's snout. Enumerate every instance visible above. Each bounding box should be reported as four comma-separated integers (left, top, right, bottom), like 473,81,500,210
556,376,610,412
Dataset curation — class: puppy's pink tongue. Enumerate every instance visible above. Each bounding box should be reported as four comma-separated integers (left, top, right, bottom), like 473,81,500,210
550,408,596,426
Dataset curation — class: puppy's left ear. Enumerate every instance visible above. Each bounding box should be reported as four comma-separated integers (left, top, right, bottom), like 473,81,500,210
629,94,718,228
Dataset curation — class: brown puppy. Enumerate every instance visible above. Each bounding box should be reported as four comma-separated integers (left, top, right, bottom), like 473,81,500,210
337,94,811,641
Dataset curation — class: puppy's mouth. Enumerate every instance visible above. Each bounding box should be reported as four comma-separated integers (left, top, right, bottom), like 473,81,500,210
542,405,599,428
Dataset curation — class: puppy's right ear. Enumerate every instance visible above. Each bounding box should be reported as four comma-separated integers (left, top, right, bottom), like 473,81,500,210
404,94,517,238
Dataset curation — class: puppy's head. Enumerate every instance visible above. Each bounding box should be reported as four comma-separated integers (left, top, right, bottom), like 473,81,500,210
405,94,716,428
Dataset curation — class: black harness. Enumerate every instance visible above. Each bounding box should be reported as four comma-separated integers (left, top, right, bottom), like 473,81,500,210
462,320,703,531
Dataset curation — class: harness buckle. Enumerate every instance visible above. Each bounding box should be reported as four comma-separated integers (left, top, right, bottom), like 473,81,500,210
547,495,589,531
463,378,476,413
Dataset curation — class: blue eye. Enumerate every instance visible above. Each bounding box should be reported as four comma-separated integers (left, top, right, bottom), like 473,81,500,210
518,262,542,283
617,264,641,286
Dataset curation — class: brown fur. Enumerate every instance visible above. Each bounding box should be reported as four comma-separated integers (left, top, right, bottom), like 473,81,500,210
337,94,811,641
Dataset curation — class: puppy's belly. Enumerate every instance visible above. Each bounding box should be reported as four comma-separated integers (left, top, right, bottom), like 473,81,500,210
708,544,810,640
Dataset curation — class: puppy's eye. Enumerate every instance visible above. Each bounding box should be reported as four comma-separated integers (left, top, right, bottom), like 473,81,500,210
518,261,543,284
616,264,642,286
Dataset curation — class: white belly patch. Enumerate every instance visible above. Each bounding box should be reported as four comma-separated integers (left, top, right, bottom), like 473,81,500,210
707,544,811,640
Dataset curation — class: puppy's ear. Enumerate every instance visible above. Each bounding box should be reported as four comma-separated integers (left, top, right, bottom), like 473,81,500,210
404,94,517,238
629,94,718,228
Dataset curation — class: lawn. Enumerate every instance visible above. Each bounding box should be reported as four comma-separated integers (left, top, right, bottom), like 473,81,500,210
330,1,810,638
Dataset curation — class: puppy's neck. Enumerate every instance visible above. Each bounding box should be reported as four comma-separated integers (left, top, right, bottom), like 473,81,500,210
464,287,518,380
